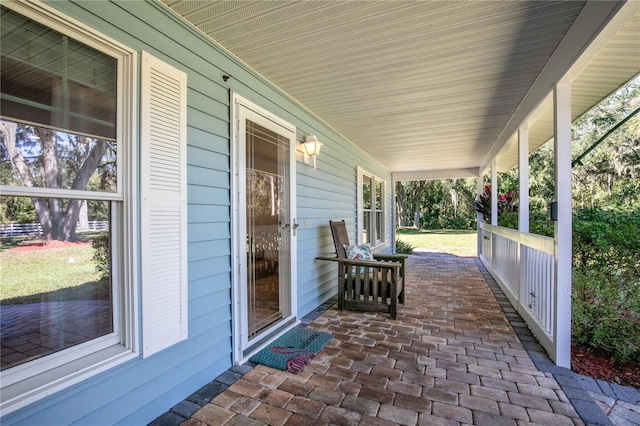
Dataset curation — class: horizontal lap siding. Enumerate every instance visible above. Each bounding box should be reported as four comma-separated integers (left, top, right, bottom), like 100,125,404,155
296,140,392,316
6,1,390,424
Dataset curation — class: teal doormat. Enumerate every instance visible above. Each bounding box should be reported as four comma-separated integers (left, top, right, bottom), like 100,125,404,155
249,327,333,374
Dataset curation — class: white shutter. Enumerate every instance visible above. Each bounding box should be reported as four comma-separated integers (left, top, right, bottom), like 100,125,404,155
140,51,188,357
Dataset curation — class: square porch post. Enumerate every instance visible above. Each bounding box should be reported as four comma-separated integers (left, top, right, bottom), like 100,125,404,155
491,159,498,226
518,127,529,233
518,127,530,308
477,169,484,257
553,81,572,368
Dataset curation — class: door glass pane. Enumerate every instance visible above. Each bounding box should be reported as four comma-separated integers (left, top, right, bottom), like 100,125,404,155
246,120,290,340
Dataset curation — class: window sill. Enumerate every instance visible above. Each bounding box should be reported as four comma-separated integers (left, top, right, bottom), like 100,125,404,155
1,345,137,416
370,242,386,251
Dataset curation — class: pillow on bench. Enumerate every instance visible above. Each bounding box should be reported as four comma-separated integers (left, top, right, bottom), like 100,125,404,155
343,243,373,261
344,244,373,274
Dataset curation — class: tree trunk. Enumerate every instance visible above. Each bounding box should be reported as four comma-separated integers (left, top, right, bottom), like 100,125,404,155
2,124,107,241
411,181,427,228
395,181,407,227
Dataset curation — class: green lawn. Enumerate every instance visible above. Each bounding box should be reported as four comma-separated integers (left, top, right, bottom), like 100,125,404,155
396,228,477,257
0,243,108,305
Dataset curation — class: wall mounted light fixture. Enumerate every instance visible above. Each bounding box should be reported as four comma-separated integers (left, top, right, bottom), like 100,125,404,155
302,135,323,170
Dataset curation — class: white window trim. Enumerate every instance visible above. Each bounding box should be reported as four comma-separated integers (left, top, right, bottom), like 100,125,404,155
356,166,386,248
0,1,139,415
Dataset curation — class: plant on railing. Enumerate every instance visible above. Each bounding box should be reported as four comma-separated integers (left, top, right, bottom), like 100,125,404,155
473,185,517,223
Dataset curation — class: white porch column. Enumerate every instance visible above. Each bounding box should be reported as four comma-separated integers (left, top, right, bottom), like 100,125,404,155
477,169,484,257
518,127,530,233
553,82,572,368
518,127,530,307
491,159,498,226
391,175,397,254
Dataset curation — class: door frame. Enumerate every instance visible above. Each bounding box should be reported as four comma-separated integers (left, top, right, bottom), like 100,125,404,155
230,92,298,364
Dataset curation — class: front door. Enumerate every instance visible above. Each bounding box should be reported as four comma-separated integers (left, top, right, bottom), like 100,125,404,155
232,94,297,360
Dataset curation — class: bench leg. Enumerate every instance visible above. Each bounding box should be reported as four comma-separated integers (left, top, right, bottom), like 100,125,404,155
337,278,345,311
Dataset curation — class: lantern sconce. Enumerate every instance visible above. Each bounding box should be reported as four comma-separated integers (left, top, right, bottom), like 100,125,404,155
301,135,323,170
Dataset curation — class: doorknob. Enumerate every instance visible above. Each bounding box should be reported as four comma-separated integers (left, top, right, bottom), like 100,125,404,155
279,220,299,236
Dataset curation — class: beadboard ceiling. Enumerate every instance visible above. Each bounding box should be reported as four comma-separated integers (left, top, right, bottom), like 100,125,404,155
162,1,639,176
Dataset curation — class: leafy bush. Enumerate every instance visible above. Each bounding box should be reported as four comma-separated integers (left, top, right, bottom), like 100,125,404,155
395,238,415,254
442,216,474,230
529,210,554,238
573,207,640,278
91,233,111,282
498,212,518,229
573,271,640,364
571,207,640,364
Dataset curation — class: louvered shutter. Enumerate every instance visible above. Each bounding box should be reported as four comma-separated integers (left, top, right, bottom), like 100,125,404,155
140,51,188,357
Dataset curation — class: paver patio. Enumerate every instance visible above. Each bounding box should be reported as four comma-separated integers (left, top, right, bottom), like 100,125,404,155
153,253,639,426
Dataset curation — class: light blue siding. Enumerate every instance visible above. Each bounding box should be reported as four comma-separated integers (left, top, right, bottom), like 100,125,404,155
2,1,393,424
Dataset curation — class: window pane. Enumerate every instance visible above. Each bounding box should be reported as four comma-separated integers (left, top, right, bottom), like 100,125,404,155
376,211,383,241
0,198,113,371
362,175,372,210
375,181,382,210
363,211,371,244
1,6,117,140
0,120,117,192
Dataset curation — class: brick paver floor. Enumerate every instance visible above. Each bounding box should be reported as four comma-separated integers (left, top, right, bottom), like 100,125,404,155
157,254,593,426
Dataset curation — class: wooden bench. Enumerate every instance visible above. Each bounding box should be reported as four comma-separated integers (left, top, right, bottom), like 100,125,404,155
328,220,407,319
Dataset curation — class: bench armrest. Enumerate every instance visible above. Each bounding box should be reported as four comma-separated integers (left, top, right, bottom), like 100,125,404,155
337,258,402,269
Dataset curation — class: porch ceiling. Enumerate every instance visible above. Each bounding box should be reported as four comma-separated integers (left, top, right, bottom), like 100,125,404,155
162,1,639,176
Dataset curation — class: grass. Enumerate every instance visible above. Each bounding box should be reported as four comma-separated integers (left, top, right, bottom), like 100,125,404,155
0,243,109,305
396,228,477,257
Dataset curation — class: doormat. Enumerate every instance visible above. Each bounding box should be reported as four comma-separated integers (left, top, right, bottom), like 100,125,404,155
249,327,333,374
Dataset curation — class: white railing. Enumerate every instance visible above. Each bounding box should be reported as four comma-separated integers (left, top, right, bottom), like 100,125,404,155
478,222,557,361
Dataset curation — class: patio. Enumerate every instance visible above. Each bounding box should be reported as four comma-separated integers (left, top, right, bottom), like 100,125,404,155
152,252,640,426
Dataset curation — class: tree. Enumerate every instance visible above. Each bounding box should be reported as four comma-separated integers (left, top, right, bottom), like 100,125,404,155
396,178,477,230
1,121,111,241
396,181,427,228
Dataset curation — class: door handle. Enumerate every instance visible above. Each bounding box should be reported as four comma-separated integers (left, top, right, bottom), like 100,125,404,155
279,220,299,236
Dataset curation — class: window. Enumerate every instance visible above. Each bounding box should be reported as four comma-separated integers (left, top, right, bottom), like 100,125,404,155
0,3,141,413
357,167,385,247
1,4,187,414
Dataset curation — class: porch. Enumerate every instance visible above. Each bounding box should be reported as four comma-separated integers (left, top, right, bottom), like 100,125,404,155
152,253,639,426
